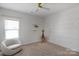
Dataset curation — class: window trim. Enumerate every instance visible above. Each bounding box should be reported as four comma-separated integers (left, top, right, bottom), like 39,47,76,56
4,20,19,40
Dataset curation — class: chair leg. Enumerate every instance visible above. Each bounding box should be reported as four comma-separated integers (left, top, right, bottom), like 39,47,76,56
2,49,23,56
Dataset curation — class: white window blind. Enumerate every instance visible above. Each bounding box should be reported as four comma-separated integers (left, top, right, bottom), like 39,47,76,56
5,20,19,39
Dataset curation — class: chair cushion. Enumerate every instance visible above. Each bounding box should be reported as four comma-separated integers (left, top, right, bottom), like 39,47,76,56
7,44,21,50
5,39,20,47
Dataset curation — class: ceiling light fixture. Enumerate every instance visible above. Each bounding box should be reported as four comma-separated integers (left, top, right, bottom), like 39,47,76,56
37,3,49,10
31,3,49,14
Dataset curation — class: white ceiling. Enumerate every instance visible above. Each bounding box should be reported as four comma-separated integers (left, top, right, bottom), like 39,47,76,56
0,3,79,17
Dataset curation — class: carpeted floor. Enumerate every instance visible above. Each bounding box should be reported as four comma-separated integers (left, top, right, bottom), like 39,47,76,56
14,42,79,56
0,42,79,56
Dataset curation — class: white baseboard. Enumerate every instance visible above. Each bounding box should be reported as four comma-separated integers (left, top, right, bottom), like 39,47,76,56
21,41,40,46
48,40,79,52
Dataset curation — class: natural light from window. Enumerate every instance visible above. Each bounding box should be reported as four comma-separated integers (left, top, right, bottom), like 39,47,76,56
5,20,19,39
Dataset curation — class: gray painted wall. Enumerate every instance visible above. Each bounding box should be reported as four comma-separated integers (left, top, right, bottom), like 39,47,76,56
45,7,79,52
0,8,44,45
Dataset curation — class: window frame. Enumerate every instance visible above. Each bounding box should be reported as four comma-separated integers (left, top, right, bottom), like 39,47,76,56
4,19,19,40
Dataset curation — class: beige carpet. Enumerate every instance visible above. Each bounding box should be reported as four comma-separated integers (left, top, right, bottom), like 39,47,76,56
14,42,79,56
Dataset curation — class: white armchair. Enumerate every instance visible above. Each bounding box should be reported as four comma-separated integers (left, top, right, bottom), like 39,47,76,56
0,39,22,56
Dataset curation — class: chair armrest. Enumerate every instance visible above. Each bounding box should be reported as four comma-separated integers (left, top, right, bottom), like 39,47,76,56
7,44,21,50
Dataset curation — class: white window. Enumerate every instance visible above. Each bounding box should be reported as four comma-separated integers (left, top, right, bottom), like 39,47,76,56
5,20,19,39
